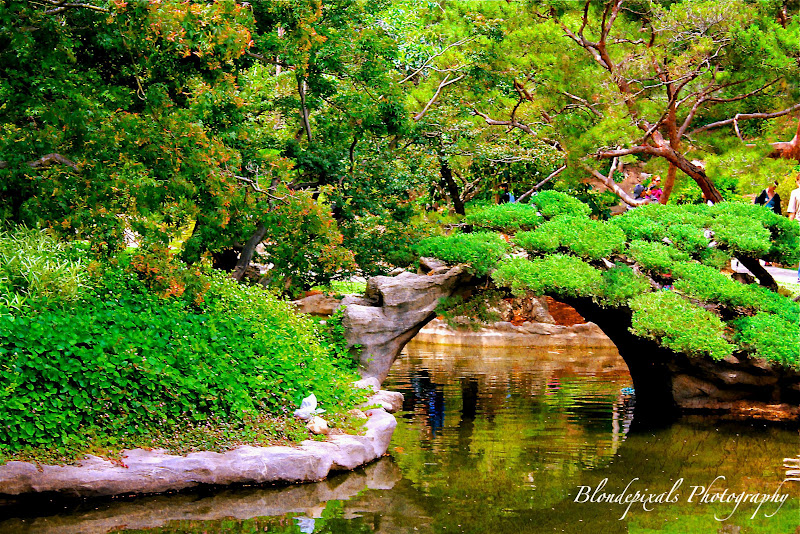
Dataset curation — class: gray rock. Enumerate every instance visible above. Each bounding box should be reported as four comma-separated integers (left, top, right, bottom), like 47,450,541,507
0,403,397,499
343,266,474,381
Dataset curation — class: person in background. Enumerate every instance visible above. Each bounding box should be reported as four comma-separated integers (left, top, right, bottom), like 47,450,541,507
633,181,645,200
498,183,515,204
786,173,800,282
646,176,663,203
754,180,782,215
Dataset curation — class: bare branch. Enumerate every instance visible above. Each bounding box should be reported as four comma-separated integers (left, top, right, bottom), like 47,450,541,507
689,103,800,136
583,163,647,207
517,164,568,203
413,74,465,122
43,2,108,14
560,91,603,118
471,108,535,135
0,153,80,172
398,38,473,84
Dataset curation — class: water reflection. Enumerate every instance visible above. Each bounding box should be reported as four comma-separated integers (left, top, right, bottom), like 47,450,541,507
0,342,797,533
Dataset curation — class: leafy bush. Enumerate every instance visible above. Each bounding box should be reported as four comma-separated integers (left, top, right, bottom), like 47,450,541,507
514,216,625,261
0,268,365,453
698,248,731,269
671,262,754,308
465,203,543,233
629,291,734,360
666,223,708,254
491,255,602,298
610,212,668,242
595,264,652,307
0,228,89,309
627,240,686,274
414,232,510,276
733,313,799,368
529,190,591,219
711,214,772,258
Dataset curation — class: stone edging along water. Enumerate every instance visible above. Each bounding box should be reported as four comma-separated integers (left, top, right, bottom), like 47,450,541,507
0,380,402,499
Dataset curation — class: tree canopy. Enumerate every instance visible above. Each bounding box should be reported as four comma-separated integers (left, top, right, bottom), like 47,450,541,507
1,0,798,293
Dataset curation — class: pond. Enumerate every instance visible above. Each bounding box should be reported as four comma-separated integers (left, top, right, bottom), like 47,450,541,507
1,341,798,533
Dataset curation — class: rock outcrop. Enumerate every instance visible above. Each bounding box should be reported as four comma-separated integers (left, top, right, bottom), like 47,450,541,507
343,265,474,382
0,388,402,499
413,318,615,349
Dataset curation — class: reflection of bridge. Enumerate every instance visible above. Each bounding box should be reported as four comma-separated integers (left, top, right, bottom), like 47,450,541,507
344,266,800,422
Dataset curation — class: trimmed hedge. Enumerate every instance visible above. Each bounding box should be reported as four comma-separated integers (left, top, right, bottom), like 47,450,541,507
414,232,510,276
514,216,625,261
465,203,543,233
491,255,603,298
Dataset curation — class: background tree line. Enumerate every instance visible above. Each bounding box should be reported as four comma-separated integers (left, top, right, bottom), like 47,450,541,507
1,0,798,295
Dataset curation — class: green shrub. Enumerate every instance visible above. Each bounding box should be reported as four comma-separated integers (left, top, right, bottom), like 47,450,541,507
666,223,708,254
711,215,771,258
629,291,735,360
671,263,753,308
0,268,365,453
0,228,89,309
529,190,591,219
434,290,504,330
414,232,510,276
465,203,543,233
698,248,731,269
733,313,799,368
491,255,602,298
610,212,668,242
514,216,625,261
596,264,652,307
627,240,686,274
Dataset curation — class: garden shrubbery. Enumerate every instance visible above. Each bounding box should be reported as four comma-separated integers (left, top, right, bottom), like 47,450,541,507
464,203,543,232
0,230,365,459
414,232,510,276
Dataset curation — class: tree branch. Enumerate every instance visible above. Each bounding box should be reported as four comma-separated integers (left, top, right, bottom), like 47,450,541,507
398,38,473,84
517,164,568,203
689,103,800,136
413,74,465,122
583,163,647,207
0,153,79,172
471,108,535,135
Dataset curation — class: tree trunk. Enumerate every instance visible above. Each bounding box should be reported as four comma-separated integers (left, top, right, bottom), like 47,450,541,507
660,163,677,204
768,117,800,161
736,256,778,292
230,224,267,282
440,158,465,215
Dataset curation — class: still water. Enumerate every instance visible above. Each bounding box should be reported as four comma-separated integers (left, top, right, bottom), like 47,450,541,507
1,342,798,533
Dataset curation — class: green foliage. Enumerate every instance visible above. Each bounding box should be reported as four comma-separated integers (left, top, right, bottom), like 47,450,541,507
514,216,625,260
434,290,504,331
595,264,652,308
734,313,799,368
709,203,800,264
626,240,685,274
315,307,359,366
464,203,543,233
698,248,731,269
629,292,735,361
671,262,755,308
414,232,510,276
0,228,89,309
0,267,365,453
665,224,708,254
529,191,592,219
256,189,357,295
711,214,772,258
491,255,602,298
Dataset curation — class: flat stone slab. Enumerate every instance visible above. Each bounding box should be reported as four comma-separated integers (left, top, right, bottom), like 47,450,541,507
0,394,400,499
413,319,616,348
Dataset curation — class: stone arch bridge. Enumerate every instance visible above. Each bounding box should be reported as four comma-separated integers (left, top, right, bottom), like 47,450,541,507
340,264,800,422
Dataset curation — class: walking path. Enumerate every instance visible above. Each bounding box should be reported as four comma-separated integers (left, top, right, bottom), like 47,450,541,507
731,260,799,285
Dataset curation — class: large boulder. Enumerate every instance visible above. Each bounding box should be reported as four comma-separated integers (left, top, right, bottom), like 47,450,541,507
343,266,473,382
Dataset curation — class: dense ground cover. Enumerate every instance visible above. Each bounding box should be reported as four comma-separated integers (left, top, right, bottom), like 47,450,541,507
0,229,365,464
415,196,800,368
